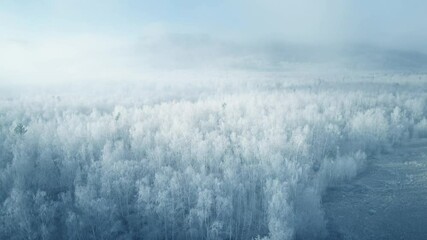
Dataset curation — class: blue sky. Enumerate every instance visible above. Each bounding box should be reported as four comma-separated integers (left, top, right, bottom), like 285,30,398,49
0,0,244,37
1,0,426,84
2,0,426,43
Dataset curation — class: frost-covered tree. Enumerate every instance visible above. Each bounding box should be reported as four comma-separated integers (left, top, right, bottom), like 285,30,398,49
0,81,426,239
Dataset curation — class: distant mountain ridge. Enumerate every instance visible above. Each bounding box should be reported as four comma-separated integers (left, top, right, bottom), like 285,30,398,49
242,43,427,72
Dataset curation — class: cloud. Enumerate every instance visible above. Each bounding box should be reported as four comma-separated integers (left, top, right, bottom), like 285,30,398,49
0,34,140,85
1,0,427,86
0,31,248,85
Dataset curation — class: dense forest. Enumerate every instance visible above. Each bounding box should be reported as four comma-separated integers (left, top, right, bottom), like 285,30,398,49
1,81,426,239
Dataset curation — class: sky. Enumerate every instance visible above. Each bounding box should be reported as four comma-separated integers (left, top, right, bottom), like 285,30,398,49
1,0,427,85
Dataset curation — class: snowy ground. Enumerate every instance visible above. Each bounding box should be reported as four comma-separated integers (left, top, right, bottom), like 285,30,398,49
324,138,427,240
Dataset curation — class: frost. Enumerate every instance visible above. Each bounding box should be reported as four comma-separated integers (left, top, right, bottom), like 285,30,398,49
0,79,426,239
13,123,27,135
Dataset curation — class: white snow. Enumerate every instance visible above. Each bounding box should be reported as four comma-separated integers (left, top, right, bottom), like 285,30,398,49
0,72,426,239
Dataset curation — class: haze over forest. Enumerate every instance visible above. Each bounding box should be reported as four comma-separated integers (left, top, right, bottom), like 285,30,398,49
1,1,427,240
1,0,427,86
